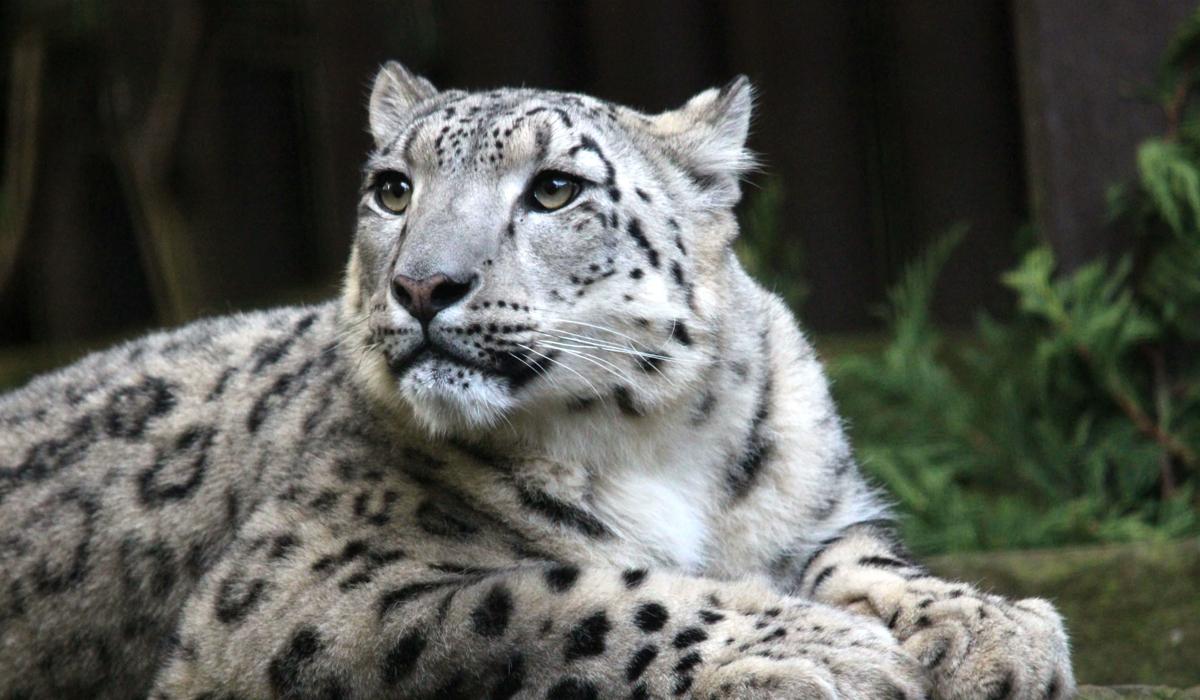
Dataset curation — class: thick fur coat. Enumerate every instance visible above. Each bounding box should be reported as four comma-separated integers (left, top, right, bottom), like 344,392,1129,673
0,63,1073,700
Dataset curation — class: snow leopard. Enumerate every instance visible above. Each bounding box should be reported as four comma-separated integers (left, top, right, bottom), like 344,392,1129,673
0,62,1073,700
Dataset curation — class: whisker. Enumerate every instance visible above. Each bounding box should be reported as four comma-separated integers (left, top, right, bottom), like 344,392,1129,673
539,316,648,348
536,342,640,386
537,330,659,357
537,330,701,369
516,344,605,401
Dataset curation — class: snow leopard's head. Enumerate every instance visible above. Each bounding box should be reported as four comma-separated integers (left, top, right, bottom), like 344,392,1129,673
343,62,754,436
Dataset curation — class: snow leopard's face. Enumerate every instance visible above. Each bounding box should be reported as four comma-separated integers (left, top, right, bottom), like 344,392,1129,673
345,63,753,435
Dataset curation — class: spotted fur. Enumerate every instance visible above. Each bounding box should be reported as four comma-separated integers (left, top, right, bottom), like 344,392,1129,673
0,62,1072,700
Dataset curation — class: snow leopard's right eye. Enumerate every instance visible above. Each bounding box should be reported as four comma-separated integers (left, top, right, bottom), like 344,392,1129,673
375,172,412,214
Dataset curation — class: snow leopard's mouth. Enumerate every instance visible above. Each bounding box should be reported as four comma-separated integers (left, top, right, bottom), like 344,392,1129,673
385,340,555,392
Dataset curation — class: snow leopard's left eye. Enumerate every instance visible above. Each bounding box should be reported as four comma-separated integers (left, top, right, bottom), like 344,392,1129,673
529,171,581,212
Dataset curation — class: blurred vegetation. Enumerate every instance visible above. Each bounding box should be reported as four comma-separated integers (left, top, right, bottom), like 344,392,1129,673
736,178,807,311
814,7,1200,554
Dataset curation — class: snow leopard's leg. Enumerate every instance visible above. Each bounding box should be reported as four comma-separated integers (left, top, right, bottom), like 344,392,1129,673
150,524,925,700
792,521,1074,700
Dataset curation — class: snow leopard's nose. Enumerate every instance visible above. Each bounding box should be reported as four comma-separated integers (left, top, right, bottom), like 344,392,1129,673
392,272,477,326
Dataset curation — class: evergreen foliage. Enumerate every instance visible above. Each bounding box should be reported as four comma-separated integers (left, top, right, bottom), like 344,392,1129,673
825,8,1200,553
737,179,807,311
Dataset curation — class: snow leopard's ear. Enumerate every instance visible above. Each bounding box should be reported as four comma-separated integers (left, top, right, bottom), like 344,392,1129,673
369,61,438,148
645,76,756,208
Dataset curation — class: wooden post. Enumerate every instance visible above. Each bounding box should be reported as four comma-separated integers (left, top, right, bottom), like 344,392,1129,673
1014,0,1196,269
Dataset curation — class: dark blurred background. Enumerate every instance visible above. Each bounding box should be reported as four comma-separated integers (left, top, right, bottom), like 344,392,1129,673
4,3,1200,684
0,0,1193,352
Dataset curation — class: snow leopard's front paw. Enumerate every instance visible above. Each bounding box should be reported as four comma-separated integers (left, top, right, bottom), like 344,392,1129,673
693,604,927,700
866,582,1073,700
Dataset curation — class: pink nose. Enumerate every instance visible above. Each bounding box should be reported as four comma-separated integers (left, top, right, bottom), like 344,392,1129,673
391,273,475,325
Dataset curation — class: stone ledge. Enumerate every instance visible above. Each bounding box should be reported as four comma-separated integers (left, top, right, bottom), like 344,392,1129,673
923,538,1200,686
1077,686,1200,700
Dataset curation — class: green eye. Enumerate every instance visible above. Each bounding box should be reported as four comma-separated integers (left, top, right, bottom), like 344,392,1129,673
376,173,412,213
530,171,581,211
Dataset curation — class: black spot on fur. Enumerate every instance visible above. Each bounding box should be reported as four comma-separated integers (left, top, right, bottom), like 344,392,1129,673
575,136,616,186
810,565,837,593
516,486,613,538
1046,673,1062,700
429,562,494,576
859,555,913,570
312,539,370,574
354,489,399,526
684,168,721,192
309,490,340,512
471,584,513,638
699,610,724,624
339,572,373,591
490,654,526,700
674,650,702,674
247,360,315,433
379,580,458,619
214,573,268,624
252,312,317,373
5,416,95,492
670,322,692,346
565,611,610,660
267,627,329,697
30,489,99,594
614,386,643,417
138,426,215,506
622,568,647,588
626,219,660,268
269,534,299,560
499,348,559,392
625,645,658,681
636,354,667,373
672,674,694,696
207,366,237,401
118,536,177,599
926,639,950,669
985,671,1016,700
547,678,599,700
567,396,596,413
636,188,651,202
672,627,707,649
634,602,669,632
545,564,581,593
726,377,773,499
382,629,427,685
104,377,177,439
416,501,479,540
631,683,649,700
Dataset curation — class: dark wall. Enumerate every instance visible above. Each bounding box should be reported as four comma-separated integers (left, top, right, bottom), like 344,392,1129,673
0,0,1152,348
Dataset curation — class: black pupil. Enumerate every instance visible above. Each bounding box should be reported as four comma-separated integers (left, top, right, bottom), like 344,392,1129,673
543,179,565,195
387,179,407,196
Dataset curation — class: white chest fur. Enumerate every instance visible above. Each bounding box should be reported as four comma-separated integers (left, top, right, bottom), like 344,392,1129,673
589,458,714,574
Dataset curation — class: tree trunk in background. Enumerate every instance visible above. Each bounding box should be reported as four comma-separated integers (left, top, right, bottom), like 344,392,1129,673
2,0,1191,345
1014,0,1196,270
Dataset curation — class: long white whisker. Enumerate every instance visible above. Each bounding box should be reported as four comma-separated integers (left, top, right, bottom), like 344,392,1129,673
540,317,647,347
536,342,639,385
536,334,655,359
537,331,701,370
543,338,678,386
516,344,605,401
